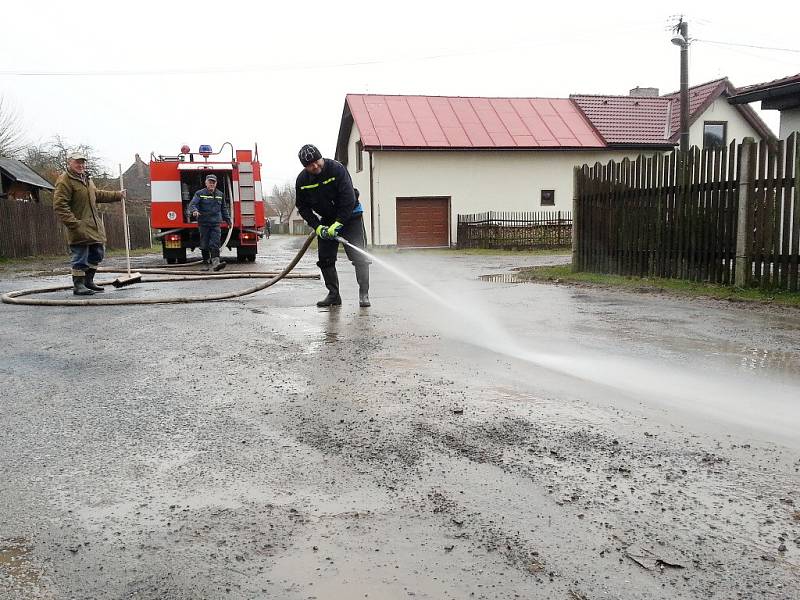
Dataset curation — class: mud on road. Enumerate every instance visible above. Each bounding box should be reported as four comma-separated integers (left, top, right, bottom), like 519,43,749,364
1,235,799,599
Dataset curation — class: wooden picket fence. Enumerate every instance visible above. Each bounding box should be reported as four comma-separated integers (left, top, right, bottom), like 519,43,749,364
573,135,800,291
0,199,152,259
457,211,572,249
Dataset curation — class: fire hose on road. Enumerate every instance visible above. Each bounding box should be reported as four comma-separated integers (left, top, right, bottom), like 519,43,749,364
1,232,317,307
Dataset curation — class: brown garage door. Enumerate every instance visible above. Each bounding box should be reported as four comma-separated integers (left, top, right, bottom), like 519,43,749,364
396,197,450,247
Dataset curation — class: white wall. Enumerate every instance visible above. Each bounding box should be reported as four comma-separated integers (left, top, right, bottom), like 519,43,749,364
688,97,764,148
779,109,800,140
345,123,373,238
369,148,663,246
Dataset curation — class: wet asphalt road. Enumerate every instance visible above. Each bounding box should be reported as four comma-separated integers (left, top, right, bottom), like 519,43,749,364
1,235,799,599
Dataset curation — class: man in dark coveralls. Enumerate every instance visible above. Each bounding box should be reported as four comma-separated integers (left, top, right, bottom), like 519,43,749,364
295,144,371,307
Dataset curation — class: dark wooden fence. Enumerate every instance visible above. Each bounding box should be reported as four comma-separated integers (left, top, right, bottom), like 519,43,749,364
573,135,800,291
0,200,152,259
101,203,152,251
457,211,572,249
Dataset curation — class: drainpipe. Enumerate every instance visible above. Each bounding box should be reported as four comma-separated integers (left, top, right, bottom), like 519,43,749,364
368,150,375,246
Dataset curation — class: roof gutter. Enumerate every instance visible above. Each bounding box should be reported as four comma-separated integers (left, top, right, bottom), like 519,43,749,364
729,81,800,104
606,143,677,151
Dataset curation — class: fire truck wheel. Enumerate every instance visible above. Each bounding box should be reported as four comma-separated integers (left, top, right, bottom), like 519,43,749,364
236,249,256,263
164,248,187,264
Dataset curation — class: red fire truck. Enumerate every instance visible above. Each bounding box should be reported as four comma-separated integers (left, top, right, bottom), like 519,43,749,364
150,143,266,263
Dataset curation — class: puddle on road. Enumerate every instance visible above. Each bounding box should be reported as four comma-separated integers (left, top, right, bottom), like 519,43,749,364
734,345,800,375
479,274,525,284
480,273,800,377
0,538,47,596
374,356,422,369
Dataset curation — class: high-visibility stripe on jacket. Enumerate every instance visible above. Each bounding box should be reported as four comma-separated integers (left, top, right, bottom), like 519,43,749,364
295,159,360,229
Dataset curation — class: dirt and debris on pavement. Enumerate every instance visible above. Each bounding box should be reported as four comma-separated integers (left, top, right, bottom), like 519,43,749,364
1,235,798,599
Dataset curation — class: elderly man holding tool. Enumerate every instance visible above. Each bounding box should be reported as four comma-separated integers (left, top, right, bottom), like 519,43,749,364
189,173,230,271
52,151,126,296
294,144,371,308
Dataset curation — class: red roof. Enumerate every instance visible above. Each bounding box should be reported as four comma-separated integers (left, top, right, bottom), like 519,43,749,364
570,95,673,146
345,94,606,150
661,78,729,142
339,80,774,157
574,78,773,146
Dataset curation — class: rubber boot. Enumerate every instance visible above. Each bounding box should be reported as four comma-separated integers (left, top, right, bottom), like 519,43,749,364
84,268,104,292
201,249,210,265
72,275,95,296
211,256,226,272
317,265,342,307
355,263,370,307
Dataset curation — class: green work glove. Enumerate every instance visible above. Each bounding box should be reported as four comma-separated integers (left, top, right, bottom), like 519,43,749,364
327,221,343,239
315,224,329,239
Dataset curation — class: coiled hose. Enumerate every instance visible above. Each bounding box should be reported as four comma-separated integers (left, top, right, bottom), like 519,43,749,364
1,232,316,307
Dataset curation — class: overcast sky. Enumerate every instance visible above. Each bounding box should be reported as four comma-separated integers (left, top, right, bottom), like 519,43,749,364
1,1,798,188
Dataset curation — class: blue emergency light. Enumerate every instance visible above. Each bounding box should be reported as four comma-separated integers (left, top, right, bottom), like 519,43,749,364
199,144,212,158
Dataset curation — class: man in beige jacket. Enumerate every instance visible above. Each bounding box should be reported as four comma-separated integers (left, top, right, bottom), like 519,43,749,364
52,151,126,295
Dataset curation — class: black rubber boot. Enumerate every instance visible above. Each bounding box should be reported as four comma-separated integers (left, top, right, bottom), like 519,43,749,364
317,265,342,307
84,268,104,292
210,249,226,272
211,257,226,272
355,263,370,307
72,275,95,296
201,249,210,265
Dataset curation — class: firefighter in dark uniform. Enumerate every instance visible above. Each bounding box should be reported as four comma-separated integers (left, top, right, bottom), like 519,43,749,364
295,144,371,307
189,174,230,271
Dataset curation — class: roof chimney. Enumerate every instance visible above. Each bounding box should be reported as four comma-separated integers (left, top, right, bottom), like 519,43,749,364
629,87,659,97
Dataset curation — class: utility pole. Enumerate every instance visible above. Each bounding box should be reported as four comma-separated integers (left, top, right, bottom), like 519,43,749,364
671,18,690,154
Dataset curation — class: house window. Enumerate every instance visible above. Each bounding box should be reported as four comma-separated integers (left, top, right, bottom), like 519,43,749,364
540,189,555,206
355,140,363,172
703,121,727,148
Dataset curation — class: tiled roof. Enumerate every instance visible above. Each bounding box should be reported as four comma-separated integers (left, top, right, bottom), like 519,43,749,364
574,78,772,145
570,95,673,146
661,78,730,142
344,94,606,149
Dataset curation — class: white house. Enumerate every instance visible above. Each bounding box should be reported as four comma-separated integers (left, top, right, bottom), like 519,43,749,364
334,78,772,247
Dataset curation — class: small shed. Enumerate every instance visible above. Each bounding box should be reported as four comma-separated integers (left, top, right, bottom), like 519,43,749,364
0,158,55,202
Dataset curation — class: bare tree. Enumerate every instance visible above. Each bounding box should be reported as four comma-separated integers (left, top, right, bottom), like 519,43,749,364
22,136,105,184
0,96,25,158
269,182,296,223
50,135,107,176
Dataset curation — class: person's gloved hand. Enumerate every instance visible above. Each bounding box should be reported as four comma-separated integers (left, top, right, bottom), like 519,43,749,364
326,221,343,239
315,224,330,239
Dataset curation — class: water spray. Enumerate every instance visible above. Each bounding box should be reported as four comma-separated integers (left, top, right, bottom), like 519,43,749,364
334,236,451,307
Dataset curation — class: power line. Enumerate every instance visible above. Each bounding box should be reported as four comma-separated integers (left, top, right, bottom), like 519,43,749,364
694,38,800,54
0,25,656,78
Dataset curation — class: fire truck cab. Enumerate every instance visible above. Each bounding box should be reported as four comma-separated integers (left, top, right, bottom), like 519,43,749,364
150,143,266,263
